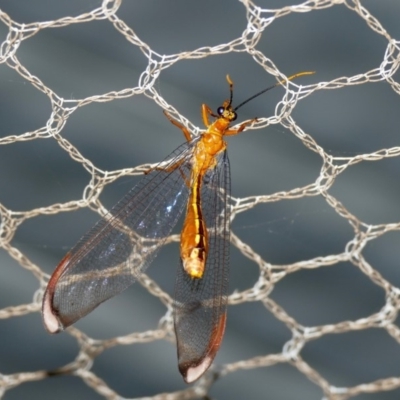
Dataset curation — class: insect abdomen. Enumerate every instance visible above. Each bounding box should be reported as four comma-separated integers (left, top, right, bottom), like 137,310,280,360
180,175,208,279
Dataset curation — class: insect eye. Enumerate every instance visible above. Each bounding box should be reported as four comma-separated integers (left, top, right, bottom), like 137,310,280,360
231,112,237,121
217,107,225,116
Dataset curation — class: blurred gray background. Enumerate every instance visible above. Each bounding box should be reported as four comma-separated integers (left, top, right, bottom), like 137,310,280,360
1,1,400,399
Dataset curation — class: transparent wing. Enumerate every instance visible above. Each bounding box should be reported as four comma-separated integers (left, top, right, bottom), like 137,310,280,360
42,139,198,333
174,150,231,383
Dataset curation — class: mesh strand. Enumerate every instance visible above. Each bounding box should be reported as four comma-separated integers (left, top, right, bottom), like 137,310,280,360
1,0,400,399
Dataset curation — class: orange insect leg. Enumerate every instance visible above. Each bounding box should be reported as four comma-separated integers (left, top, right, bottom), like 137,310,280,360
224,117,258,136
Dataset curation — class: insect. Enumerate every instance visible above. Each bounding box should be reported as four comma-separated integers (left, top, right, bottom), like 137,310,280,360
42,71,314,383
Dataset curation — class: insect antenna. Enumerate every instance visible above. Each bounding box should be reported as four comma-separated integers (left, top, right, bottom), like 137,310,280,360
226,75,234,107
234,70,315,111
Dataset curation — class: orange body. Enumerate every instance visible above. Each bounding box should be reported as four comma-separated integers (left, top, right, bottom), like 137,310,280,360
172,99,253,279
163,71,315,281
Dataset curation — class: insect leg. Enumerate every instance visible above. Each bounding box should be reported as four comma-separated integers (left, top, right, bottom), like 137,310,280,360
163,110,192,142
144,157,186,175
201,104,219,127
144,160,192,188
224,117,258,136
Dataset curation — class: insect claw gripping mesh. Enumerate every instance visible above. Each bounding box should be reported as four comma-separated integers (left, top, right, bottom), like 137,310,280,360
1,0,400,399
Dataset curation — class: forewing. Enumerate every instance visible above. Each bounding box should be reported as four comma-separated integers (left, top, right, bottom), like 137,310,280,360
42,139,197,333
174,150,231,383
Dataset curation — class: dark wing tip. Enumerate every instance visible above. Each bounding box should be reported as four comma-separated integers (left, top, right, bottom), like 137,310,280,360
178,312,227,383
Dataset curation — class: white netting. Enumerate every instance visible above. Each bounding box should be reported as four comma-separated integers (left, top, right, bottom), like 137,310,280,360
1,0,400,399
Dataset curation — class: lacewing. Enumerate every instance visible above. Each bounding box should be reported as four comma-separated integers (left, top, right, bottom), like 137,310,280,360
42,72,314,383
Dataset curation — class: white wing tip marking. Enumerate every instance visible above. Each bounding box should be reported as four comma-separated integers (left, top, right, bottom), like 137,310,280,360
42,291,62,334
184,356,212,383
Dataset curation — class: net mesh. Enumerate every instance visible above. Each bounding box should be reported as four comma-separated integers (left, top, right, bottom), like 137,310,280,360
1,0,400,399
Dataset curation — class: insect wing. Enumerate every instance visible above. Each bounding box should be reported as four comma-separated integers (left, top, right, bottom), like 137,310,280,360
174,150,231,383
42,139,198,334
